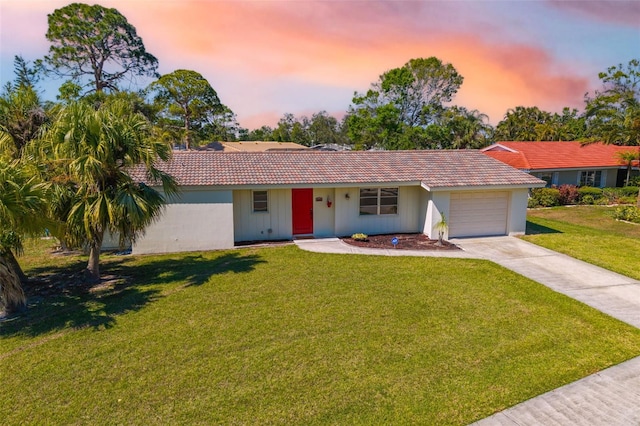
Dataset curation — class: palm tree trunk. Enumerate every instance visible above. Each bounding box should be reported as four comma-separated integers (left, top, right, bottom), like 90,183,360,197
86,231,104,282
0,253,26,314
4,249,28,284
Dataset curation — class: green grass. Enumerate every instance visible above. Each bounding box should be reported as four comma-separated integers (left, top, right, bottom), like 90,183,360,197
2,239,640,424
524,205,640,280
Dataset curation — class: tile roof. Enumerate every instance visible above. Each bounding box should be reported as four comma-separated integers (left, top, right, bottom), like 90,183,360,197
482,141,639,170
131,150,544,189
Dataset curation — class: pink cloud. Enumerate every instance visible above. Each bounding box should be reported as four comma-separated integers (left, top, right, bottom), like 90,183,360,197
547,0,640,27
0,0,611,128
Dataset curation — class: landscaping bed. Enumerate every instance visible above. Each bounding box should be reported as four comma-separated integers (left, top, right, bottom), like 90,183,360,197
341,233,459,250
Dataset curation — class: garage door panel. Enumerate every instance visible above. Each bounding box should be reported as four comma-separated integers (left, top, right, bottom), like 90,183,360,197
449,191,508,238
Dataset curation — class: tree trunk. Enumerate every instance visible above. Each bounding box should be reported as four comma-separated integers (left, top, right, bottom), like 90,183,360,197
85,231,104,283
4,249,28,284
0,253,26,315
184,106,191,150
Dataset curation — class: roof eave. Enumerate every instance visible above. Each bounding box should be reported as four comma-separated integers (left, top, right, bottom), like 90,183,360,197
422,182,546,191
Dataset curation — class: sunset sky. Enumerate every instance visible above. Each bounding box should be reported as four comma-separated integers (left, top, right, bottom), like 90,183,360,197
1,0,639,130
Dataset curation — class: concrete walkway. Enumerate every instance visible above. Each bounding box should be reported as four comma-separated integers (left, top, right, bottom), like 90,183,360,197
294,236,640,425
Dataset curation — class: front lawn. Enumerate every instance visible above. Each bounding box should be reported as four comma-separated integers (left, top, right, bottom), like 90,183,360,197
2,240,640,424
525,205,640,280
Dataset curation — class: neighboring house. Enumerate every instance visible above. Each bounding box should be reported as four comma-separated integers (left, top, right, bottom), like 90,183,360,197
195,141,309,152
128,150,544,254
310,144,353,151
481,141,639,188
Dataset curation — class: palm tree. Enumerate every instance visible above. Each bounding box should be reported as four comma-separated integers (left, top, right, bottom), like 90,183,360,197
446,107,492,149
586,59,640,205
0,159,46,314
38,99,177,281
0,83,47,157
588,93,640,205
617,150,640,187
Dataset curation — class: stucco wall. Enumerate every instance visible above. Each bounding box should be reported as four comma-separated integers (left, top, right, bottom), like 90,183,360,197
313,188,336,238
102,232,125,251
333,186,422,237
555,169,617,188
233,189,292,242
507,188,529,235
132,189,234,254
424,191,450,240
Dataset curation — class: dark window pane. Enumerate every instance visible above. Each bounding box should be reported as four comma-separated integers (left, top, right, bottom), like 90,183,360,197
360,188,378,197
253,191,268,212
380,205,398,215
359,205,377,215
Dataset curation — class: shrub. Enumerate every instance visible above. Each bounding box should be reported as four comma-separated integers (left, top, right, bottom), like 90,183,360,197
558,185,578,205
577,187,603,204
619,196,638,205
612,206,640,223
630,176,640,186
599,186,639,204
529,188,560,207
601,188,618,204
621,186,639,197
351,233,368,241
581,195,595,205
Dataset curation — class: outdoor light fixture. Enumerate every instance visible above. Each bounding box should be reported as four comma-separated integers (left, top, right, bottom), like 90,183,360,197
345,193,350,199
327,196,332,208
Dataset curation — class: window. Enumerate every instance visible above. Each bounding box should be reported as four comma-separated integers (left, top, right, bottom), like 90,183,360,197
580,171,602,187
252,190,268,212
536,173,554,187
359,187,398,215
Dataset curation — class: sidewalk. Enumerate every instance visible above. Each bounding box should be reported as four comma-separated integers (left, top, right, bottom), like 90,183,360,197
295,236,640,425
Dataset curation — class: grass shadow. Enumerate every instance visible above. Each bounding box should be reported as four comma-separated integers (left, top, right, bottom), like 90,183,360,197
526,220,562,235
1,250,265,339
108,252,265,288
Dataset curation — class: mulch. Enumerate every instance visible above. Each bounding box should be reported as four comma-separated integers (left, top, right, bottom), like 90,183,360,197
340,233,459,251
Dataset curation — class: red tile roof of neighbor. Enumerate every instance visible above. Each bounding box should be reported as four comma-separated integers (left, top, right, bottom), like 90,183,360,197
130,150,545,189
482,141,639,170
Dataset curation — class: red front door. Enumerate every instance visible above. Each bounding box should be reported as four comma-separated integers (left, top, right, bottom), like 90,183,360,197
292,188,313,235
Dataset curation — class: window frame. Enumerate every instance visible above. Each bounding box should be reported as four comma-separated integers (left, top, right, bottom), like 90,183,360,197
252,190,269,213
579,170,602,187
359,187,398,216
536,172,554,187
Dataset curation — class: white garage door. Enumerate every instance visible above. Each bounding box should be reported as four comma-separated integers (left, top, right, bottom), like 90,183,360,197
449,191,508,238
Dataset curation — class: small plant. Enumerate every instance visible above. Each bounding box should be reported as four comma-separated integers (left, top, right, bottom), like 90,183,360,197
351,233,368,241
613,206,640,223
434,214,448,245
